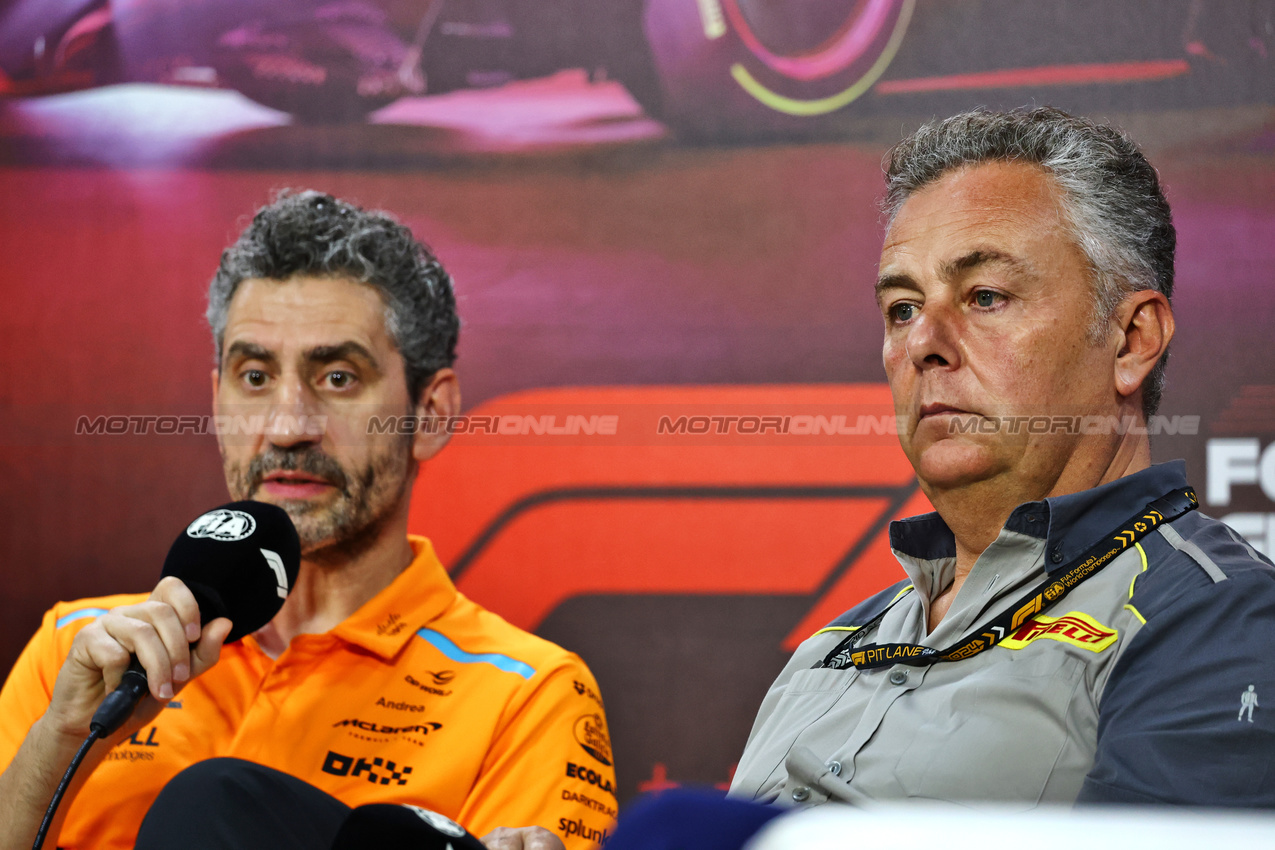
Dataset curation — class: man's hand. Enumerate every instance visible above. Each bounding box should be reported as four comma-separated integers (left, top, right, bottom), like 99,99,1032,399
481,826,566,850
45,576,232,742
0,578,232,850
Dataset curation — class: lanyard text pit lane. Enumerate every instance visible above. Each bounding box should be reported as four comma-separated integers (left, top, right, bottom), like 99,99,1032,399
818,487,1199,671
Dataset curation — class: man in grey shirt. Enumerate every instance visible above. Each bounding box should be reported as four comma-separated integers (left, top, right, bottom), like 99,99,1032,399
729,107,1275,809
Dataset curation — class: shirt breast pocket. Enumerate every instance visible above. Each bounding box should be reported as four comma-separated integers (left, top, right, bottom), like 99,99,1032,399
785,667,858,696
738,666,858,799
891,650,1086,807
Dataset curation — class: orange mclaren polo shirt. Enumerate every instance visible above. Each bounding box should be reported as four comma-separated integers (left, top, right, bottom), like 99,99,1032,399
0,537,617,850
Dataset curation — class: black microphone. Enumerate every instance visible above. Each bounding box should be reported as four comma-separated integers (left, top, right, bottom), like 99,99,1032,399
330,804,487,850
89,501,300,736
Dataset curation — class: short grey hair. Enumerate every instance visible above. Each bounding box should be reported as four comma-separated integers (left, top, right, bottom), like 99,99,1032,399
883,107,1175,418
207,190,459,401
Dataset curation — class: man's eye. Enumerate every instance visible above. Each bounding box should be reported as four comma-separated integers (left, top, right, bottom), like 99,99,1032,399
890,303,917,322
243,370,267,388
973,290,1003,308
325,371,354,389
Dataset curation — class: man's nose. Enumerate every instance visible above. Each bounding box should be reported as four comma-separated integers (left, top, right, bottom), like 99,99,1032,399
265,377,322,448
905,304,962,370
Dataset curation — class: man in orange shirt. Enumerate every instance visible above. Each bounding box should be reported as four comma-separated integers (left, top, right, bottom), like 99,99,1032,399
0,191,617,850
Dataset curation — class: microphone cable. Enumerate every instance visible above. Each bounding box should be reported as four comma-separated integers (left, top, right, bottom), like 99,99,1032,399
28,499,299,850
32,726,102,850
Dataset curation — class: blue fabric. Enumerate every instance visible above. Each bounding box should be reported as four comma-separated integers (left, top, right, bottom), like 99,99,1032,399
1040,459,1188,572
1080,510,1275,806
414,628,536,680
822,579,912,630
888,461,1190,574
605,789,784,850
55,608,108,628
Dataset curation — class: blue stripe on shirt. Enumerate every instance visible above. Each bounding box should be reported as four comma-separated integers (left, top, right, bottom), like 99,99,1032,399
55,608,108,629
415,628,536,680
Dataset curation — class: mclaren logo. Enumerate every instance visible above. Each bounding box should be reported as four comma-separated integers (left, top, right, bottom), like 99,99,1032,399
186,509,256,541
332,718,442,736
999,612,1118,653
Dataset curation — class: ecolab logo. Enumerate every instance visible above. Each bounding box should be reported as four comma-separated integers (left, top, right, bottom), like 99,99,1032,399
565,762,615,796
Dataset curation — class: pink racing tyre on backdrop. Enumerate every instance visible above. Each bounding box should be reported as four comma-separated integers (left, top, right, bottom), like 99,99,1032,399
638,0,913,139
3,0,1270,140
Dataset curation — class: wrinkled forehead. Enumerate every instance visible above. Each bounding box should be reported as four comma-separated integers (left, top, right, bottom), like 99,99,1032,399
885,161,1070,242
879,162,1079,275
221,275,395,362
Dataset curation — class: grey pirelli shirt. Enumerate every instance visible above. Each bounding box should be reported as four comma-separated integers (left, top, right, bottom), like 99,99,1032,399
730,461,1275,808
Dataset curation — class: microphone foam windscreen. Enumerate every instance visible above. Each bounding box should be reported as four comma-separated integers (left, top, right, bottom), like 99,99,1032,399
161,501,300,642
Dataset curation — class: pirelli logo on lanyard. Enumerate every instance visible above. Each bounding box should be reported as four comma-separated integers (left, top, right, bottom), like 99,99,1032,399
998,612,1118,652
821,488,1198,672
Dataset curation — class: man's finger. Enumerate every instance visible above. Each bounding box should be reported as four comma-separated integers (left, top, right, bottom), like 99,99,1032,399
150,576,203,643
519,833,566,850
481,827,522,850
76,628,133,693
136,601,193,684
480,827,564,850
189,617,233,679
97,612,174,700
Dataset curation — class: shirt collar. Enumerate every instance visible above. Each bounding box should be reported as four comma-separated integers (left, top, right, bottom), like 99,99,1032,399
329,535,458,659
889,460,1190,574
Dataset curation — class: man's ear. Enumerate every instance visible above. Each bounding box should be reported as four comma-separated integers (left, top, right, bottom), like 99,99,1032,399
412,368,461,463
1113,289,1174,401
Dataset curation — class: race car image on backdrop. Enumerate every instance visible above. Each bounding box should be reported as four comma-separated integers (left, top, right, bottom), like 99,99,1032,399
2,0,1271,143
2,0,1274,809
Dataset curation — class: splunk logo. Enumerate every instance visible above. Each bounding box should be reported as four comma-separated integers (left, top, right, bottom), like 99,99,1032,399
557,817,610,844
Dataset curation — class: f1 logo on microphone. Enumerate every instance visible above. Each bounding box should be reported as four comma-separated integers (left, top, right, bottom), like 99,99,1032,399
260,548,290,599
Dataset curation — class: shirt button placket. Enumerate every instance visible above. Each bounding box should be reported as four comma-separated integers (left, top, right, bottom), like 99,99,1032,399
888,669,908,686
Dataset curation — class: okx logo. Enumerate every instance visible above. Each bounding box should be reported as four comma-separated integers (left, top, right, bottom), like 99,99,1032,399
322,751,414,786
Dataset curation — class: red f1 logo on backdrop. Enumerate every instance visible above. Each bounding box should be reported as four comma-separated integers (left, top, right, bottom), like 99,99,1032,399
409,385,928,800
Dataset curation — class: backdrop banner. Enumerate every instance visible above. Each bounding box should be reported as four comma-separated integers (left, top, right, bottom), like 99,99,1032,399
2,0,1273,803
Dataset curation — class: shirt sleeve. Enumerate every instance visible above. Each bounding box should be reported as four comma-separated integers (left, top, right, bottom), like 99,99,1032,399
1079,565,1275,805
0,607,64,773
0,597,142,774
456,655,617,849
